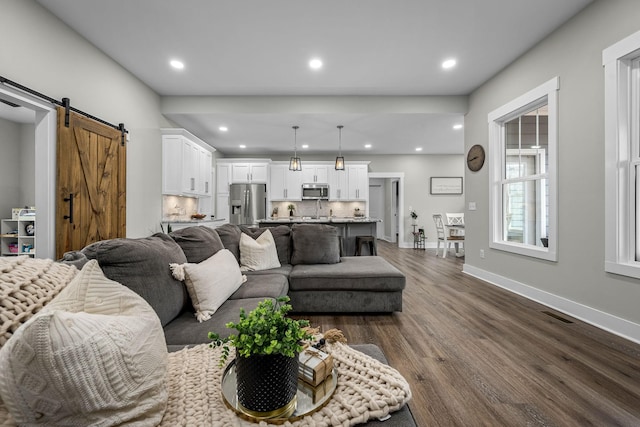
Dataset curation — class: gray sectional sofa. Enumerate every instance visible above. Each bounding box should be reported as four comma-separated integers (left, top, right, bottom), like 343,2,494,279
80,223,406,347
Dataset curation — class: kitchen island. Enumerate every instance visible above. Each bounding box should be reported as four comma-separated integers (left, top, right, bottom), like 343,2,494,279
258,217,381,256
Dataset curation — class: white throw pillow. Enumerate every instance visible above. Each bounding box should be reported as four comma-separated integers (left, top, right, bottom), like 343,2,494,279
0,260,168,426
239,229,281,271
170,249,246,323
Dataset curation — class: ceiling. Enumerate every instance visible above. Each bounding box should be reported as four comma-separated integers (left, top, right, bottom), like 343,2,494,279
31,0,593,156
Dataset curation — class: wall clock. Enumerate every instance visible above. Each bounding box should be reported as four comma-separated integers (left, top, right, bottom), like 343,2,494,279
467,144,485,172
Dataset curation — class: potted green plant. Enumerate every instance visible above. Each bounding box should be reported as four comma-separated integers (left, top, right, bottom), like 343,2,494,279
287,204,296,217
209,296,312,417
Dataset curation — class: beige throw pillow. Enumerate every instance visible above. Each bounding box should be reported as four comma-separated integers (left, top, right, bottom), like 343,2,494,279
0,260,168,426
170,249,246,323
239,229,281,271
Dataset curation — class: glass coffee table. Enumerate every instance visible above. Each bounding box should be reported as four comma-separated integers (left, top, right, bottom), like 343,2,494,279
221,360,338,424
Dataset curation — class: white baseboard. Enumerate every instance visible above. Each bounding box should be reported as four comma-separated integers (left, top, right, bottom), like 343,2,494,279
463,264,640,345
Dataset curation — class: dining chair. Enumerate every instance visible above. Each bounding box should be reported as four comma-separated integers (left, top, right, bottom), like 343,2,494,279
433,213,465,258
445,212,465,238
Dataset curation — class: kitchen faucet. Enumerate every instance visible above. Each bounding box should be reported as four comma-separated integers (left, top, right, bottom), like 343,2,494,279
316,199,322,218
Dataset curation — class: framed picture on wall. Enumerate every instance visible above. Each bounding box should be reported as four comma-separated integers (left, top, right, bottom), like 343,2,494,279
430,177,463,195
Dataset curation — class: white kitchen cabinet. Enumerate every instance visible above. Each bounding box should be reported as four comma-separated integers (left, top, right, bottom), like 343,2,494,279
216,194,229,221
302,164,329,184
199,148,212,196
217,163,231,195
329,168,348,200
347,164,369,200
270,164,302,201
162,129,215,197
231,163,269,183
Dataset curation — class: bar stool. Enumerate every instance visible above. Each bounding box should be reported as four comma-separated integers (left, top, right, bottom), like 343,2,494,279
355,236,377,256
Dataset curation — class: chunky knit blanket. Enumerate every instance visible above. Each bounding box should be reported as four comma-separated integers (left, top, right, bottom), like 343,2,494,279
0,256,77,348
160,342,411,426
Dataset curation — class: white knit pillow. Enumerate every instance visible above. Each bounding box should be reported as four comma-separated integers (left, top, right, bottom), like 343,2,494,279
239,229,281,271
0,260,168,426
170,249,246,323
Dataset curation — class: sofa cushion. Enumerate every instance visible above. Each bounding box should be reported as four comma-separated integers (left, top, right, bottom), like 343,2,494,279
290,223,341,265
0,260,168,426
163,297,276,344
169,226,224,263
228,273,289,300
215,223,242,262
239,229,281,271
241,225,291,265
170,249,246,323
289,256,406,292
82,233,188,327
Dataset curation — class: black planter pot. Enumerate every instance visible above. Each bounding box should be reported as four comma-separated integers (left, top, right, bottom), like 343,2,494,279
235,352,298,417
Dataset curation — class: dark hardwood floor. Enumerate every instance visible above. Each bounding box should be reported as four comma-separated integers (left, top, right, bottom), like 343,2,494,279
294,240,640,426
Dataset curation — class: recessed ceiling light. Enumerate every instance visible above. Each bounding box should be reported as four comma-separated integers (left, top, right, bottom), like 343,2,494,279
170,59,185,70
302,144,309,149
442,58,457,69
364,144,372,149
415,147,423,152
309,58,323,70
453,124,463,130
239,144,246,149
219,126,228,132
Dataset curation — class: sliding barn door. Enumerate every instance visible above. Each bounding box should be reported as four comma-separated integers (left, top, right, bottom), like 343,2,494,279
55,106,126,259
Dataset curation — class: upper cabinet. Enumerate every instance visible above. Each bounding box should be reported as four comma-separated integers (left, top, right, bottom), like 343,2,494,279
347,164,369,200
329,168,348,200
231,162,269,183
270,163,302,201
161,129,215,197
301,164,329,184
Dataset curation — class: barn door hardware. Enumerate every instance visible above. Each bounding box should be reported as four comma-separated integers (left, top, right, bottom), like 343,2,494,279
63,193,74,224
0,75,128,139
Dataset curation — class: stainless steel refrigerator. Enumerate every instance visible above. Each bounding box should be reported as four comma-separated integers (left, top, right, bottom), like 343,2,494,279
229,183,267,225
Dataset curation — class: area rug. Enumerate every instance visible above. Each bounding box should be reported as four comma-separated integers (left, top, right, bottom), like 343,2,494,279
160,340,412,426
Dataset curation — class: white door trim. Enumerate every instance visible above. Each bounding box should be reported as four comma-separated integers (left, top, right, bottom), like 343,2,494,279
369,172,406,248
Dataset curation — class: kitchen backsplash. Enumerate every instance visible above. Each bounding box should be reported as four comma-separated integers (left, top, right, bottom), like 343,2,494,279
270,201,366,218
162,195,198,221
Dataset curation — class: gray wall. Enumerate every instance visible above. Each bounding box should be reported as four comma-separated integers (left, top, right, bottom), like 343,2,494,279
464,0,640,332
1,0,172,238
0,118,22,217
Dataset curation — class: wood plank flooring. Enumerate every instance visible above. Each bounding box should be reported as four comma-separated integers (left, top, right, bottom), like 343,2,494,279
293,240,640,426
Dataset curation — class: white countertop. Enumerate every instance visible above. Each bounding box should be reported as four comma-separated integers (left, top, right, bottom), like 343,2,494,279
258,217,381,224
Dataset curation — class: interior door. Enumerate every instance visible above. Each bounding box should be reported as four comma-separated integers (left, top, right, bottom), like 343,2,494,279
55,106,126,258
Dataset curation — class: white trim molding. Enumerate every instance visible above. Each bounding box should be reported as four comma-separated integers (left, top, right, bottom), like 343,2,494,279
463,264,640,345
488,77,559,261
603,29,640,279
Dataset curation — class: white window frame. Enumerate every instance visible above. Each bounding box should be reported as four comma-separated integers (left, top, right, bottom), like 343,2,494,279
603,30,640,279
488,77,559,261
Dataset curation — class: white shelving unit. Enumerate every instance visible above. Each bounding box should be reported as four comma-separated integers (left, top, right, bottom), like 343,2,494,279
1,210,36,257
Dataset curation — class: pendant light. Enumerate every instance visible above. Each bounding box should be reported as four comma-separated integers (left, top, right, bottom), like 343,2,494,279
289,125,302,171
335,125,345,170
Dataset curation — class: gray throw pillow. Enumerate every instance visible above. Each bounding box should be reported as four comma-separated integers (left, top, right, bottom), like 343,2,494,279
216,223,242,263
240,225,291,265
290,224,341,265
81,233,188,326
170,226,224,263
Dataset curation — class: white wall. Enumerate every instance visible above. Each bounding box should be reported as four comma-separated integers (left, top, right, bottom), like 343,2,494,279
464,0,640,341
1,0,172,238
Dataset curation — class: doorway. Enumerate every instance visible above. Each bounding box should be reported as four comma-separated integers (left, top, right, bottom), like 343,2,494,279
0,85,56,259
369,172,405,247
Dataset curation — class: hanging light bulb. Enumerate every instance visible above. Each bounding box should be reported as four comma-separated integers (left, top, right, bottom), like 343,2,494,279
335,125,345,170
289,125,302,171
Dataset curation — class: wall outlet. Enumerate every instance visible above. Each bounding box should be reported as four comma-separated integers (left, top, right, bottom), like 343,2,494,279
468,202,477,211
480,249,485,259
